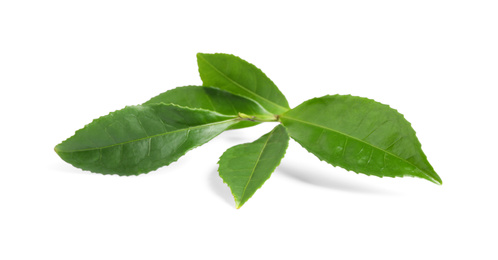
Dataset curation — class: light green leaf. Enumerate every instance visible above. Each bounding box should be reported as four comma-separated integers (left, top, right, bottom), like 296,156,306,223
280,95,442,184
218,125,289,208
55,104,238,175
197,53,290,115
144,85,272,129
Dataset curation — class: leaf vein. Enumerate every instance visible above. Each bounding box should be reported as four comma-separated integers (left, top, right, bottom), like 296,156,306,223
240,126,277,200
60,118,237,153
198,54,288,112
282,116,434,181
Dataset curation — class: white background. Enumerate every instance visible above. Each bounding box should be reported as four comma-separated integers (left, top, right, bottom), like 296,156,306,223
1,1,497,259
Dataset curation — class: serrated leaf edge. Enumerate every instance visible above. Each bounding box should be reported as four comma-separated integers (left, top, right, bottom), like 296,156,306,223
281,94,442,185
217,125,289,208
55,103,239,176
143,85,274,117
197,52,290,113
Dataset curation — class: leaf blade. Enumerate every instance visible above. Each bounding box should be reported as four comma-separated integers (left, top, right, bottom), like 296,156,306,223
144,85,272,129
55,104,238,175
197,53,290,115
280,95,442,184
218,125,289,208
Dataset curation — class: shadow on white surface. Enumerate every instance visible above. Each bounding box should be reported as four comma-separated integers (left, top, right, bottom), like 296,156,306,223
207,168,235,207
222,132,249,143
50,161,91,175
277,164,394,196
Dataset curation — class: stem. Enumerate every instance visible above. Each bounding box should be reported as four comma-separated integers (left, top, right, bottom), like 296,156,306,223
238,112,280,122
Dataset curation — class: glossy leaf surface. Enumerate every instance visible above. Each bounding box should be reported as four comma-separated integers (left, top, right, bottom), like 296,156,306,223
55,104,238,175
197,53,290,115
144,85,272,129
280,95,442,184
218,125,289,208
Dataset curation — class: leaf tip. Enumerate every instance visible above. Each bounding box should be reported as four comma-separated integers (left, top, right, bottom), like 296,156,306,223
54,144,61,155
425,173,443,185
196,52,207,59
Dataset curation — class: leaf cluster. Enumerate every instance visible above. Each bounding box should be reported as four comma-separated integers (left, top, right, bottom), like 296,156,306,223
55,53,442,208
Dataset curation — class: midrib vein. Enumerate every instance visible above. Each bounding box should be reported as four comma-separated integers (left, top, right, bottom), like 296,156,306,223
199,55,288,112
240,127,275,200
282,115,436,181
59,118,237,153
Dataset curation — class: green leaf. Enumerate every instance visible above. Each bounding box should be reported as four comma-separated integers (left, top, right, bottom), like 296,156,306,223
218,125,289,208
55,104,238,175
197,53,290,115
280,95,442,184
143,85,272,129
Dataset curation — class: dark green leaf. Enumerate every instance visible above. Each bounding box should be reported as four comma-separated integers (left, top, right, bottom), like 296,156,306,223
197,53,290,115
55,104,238,175
144,85,272,129
218,125,289,208
280,95,442,184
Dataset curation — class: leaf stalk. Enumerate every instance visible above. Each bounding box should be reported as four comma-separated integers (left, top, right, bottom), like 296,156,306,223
238,112,279,122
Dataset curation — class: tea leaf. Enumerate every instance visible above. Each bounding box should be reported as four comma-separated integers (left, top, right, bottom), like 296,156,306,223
55,104,238,175
280,95,442,184
218,125,289,208
144,85,272,129
197,53,289,115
